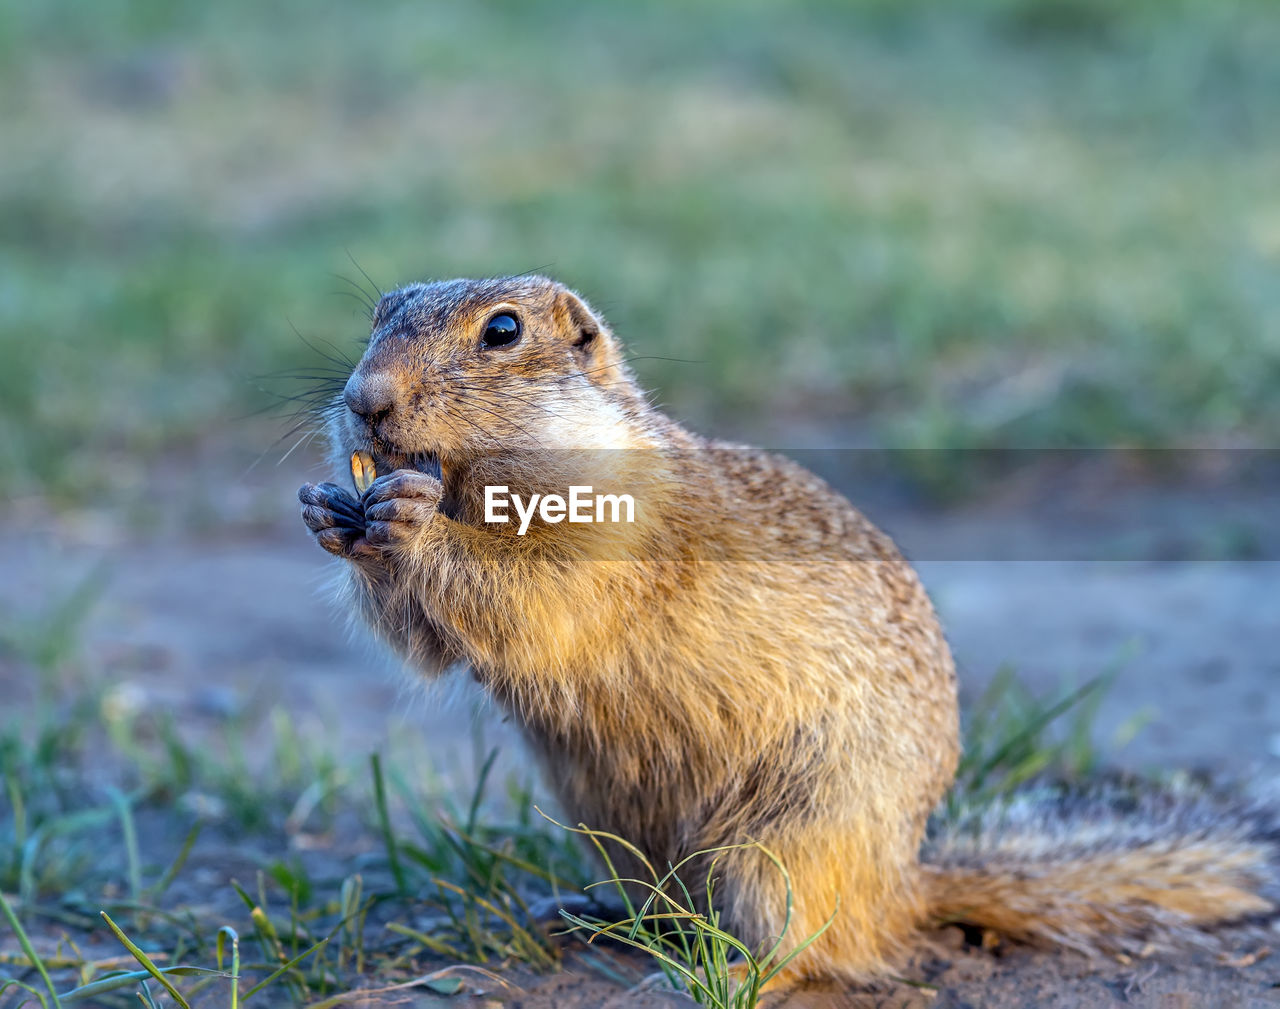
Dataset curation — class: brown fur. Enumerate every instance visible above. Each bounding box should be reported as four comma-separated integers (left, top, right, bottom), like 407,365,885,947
298,275,1279,984
924,780,1280,956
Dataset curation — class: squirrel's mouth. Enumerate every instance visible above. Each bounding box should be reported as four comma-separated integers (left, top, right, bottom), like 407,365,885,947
385,449,441,480
353,443,443,491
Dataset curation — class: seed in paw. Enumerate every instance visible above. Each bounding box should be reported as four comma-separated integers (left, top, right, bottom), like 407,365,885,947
351,450,376,494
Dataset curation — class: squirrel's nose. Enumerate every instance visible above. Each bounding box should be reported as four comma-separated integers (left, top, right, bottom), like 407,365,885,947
343,371,396,424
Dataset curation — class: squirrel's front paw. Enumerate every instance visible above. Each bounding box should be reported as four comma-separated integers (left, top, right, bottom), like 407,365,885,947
361,469,444,549
299,482,376,560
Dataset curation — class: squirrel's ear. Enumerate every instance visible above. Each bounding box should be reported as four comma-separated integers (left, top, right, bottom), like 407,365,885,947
554,288,604,361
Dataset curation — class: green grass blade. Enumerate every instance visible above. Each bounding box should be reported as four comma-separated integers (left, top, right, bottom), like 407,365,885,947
538,812,655,918
5,774,25,852
758,899,840,985
59,968,226,1002
144,824,201,902
106,789,142,906
370,753,407,893
137,978,163,1009
968,674,1106,787
217,926,240,1009
0,978,50,1009
465,748,500,837
430,878,556,971
99,911,190,1009
0,888,62,1009
560,912,709,999
240,936,330,1001
446,827,577,890
385,921,467,961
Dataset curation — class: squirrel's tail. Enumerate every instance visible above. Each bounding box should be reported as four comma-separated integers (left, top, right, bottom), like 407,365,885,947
920,779,1280,954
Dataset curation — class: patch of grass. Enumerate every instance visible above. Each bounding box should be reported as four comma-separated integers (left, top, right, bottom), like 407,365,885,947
3,1,1280,505
0,587,602,1005
371,750,589,972
949,648,1150,813
0,753,571,1005
0,751,583,1005
559,824,835,1009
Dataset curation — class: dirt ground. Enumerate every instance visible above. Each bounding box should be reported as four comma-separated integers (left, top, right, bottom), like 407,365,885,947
3,444,1279,1006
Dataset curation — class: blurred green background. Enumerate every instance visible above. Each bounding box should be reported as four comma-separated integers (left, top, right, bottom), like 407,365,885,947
2,0,1278,504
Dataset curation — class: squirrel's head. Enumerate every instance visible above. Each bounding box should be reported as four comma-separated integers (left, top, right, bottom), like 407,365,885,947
333,276,646,479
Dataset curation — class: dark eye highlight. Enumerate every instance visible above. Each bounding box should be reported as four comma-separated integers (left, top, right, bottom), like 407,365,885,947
481,313,521,349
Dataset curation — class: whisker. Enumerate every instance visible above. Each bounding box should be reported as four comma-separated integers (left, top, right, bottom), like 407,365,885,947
331,271,378,298
550,354,702,383
452,392,547,449
512,263,557,280
455,385,577,425
440,405,508,454
345,248,384,303
241,412,326,477
329,288,377,319
288,319,361,372
277,426,323,467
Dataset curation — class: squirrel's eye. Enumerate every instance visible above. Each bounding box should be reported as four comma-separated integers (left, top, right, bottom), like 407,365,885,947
481,313,521,349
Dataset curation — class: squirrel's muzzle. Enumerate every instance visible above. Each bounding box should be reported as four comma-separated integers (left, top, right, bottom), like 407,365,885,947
343,370,397,427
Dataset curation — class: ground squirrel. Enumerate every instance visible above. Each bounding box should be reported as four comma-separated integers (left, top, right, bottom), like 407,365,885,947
299,275,1280,984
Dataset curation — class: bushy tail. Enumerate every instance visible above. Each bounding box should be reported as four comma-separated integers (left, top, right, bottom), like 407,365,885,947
921,779,1280,955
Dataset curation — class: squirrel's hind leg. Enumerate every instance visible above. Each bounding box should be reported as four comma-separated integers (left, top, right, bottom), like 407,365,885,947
719,827,925,989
